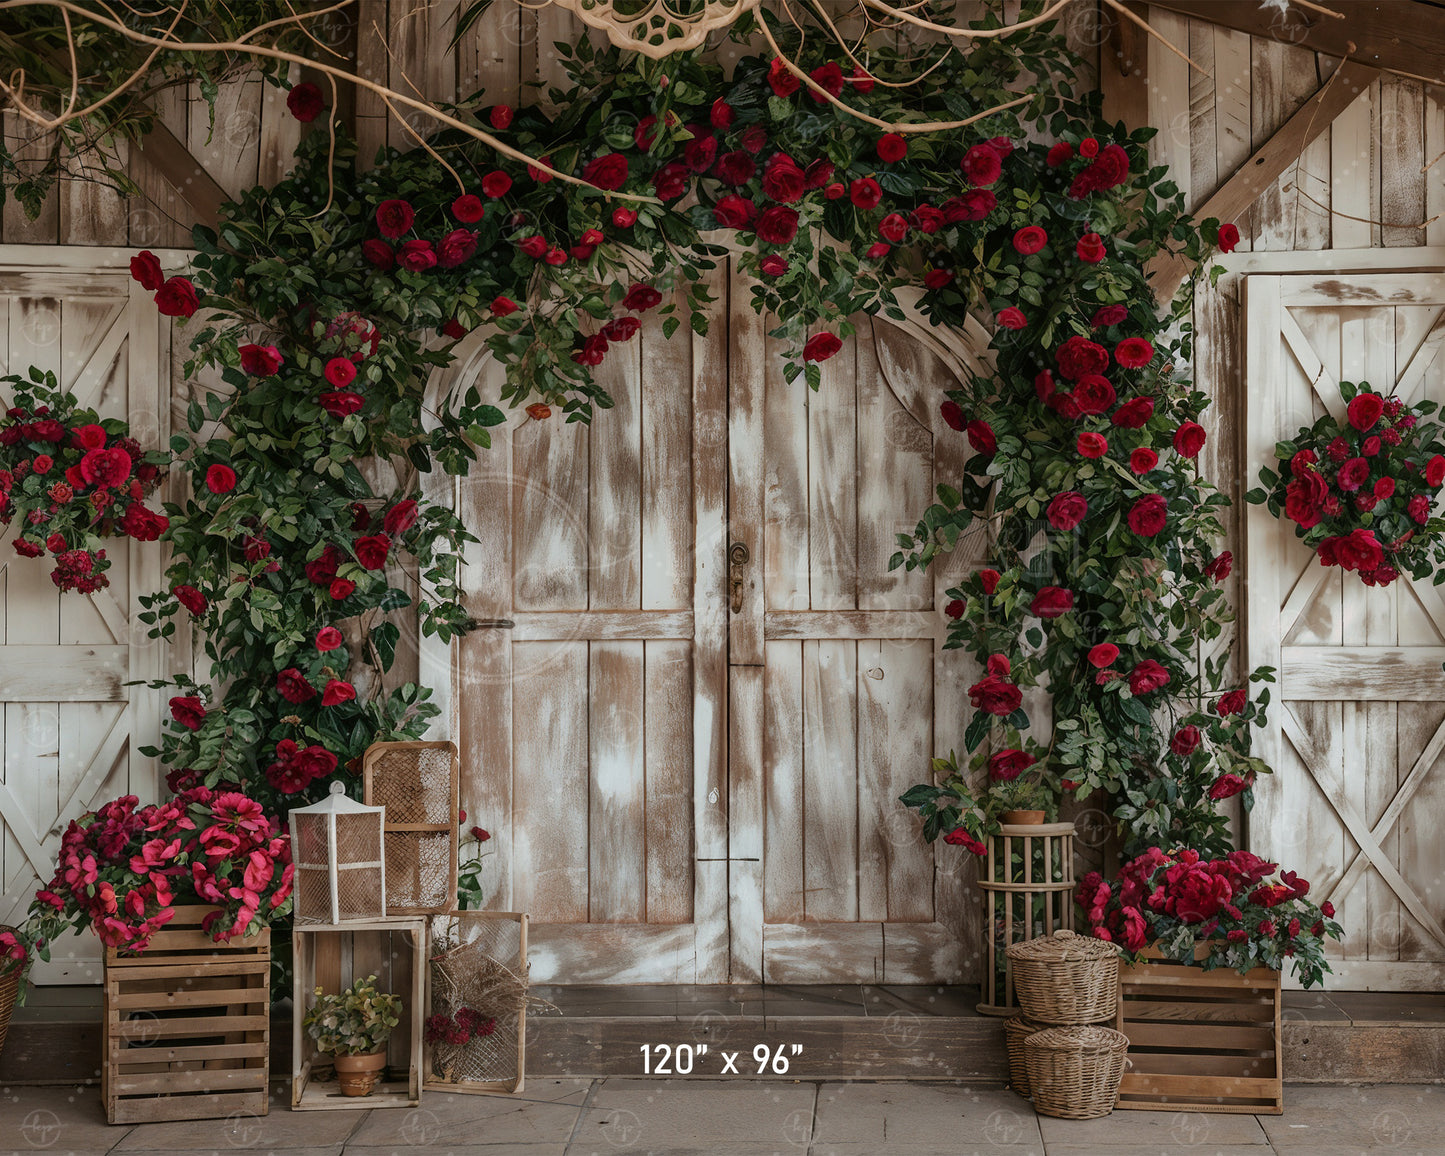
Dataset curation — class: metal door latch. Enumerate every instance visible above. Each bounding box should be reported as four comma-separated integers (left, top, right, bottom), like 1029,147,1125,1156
729,542,750,614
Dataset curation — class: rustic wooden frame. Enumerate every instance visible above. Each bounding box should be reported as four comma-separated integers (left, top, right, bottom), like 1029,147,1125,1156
977,822,1077,1016
362,740,460,916
1115,946,1283,1114
422,910,529,1095
102,905,270,1124
292,917,428,1111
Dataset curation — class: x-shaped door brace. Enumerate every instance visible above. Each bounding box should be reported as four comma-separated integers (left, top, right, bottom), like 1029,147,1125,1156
1281,706,1445,950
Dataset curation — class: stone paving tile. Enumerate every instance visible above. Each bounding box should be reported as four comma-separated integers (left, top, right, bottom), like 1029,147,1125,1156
811,1145,1043,1156
1258,1084,1445,1150
348,1147,566,1156
112,1103,361,1151
1042,1148,1272,1156
345,1092,582,1148
1035,1106,1270,1148
574,1079,816,1149
0,1084,124,1154
812,1083,1040,1148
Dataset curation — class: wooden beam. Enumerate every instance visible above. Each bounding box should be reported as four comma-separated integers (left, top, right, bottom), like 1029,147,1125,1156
1149,0,1445,84
1149,60,1380,301
132,119,229,230
1099,1,1151,128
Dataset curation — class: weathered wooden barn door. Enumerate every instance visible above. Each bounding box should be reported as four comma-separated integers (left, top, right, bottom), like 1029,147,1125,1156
727,298,977,984
453,280,730,983
0,252,166,981
1247,272,1445,990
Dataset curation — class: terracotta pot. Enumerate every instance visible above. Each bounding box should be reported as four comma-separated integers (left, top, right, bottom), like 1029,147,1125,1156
333,1050,386,1096
1001,809,1046,825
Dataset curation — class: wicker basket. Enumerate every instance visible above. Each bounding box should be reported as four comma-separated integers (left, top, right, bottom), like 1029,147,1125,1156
1024,1025,1130,1120
0,924,21,1061
1003,1015,1048,1097
1006,929,1121,1025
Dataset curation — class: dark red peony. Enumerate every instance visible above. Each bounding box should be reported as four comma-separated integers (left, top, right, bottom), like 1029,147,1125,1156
1128,659,1170,695
969,673,1021,716
1056,336,1109,381
375,199,415,239
1074,374,1116,415
1115,337,1154,369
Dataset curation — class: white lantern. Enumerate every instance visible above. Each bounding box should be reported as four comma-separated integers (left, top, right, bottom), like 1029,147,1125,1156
289,781,387,925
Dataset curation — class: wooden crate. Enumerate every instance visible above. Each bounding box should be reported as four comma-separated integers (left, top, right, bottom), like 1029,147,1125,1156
1115,948,1283,1115
292,918,427,1110
102,905,270,1125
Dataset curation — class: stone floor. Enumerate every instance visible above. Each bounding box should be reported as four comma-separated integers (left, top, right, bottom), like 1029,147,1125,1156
2,1080,1443,1156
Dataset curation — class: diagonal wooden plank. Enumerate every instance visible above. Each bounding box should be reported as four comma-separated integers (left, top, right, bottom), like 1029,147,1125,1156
0,776,53,882
1281,709,1445,949
1393,308,1445,407
1280,307,1340,416
1277,542,1329,643
46,703,129,840
1403,577,1445,647
65,302,129,410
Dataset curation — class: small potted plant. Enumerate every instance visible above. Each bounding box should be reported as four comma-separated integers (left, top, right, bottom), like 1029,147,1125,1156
991,774,1055,826
303,974,403,1096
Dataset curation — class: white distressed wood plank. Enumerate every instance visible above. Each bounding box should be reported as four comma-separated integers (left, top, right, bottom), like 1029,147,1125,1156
0,646,128,701
763,923,881,984
1330,79,1378,248
1380,78,1426,248
512,403,588,611
727,263,766,665
1427,89,1445,247
641,299,693,613
765,338,810,613
807,329,857,611
1279,273,1445,307
728,665,765,982
589,315,641,611
1214,26,1252,249
1148,8,1192,207
1188,18,1218,203
527,922,698,984
588,641,645,923
509,610,693,641
801,639,858,922
763,610,936,640
763,641,804,925
645,640,692,924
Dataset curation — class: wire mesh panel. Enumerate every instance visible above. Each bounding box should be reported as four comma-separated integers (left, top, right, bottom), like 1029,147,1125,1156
364,741,459,915
424,912,528,1095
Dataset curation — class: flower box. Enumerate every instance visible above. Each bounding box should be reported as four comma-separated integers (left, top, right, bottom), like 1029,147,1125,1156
102,905,271,1125
1114,945,1282,1115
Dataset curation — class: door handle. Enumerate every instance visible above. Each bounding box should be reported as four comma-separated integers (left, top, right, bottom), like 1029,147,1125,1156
729,542,750,614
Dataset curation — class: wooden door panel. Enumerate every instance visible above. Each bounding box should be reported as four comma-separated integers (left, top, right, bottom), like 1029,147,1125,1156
1248,273,1445,990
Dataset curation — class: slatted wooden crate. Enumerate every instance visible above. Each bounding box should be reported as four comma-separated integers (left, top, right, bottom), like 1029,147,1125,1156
102,905,270,1124
1115,947,1282,1115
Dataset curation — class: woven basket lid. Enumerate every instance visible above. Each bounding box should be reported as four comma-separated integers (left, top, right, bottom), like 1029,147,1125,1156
1025,1025,1130,1053
1006,928,1122,963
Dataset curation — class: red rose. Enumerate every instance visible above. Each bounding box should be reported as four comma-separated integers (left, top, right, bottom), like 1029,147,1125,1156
74,423,107,450
684,130,717,174
1115,337,1154,369
762,155,806,203
322,357,358,389
633,115,657,151
375,199,415,239
759,255,788,277
804,158,835,189
330,578,356,600
316,626,343,651
1205,551,1233,581
943,827,987,855
623,284,663,312
996,307,1026,330
710,98,735,129
848,64,876,93
808,62,845,101
1217,222,1240,252
1409,494,1431,524
1173,421,1206,458
1047,491,1087,531
173,585,206,615
708,194,755,234
911,206,944,234
527,155,555,182
714,150,756,186
490,104,513,130
1335,457,1370,492
924,269,954,290
1077,432,1108,459
652,162,690,201
582,152,629,191
571,333,608,367
961,143,1002,186
129,250,164,291
1347,392,1384,432
945,598,966,619
490,296,519,317
154,277,198,318
320,391,363,418
1074,375,1116,415
1209,773,1249,800
768,57,800,97
306,545,341,586
877,133,907,163
1216,689,1248,716
878,213,908,243
1076,232,1106,263
941,401,965,431
943,190,996,222
1031,586,1074,617
120,503,168,540
398,239,437,271
437,228,478,269
355,534,390,566
33,454,52,474
286,82,324,122
13,539,42,558
1045,141,1074,167
1170,725,1201,755
601,317,641,343
204,464,236,494
361,239,394,270
740,126,767,153
1088,642,1119,668
1068,143,1131,198
967,420,996,457
803,333,842,363
1056,336,1109,380
321,679,356,707
756,206,799,245
1091,304,1128,328
824,182,846,200
865,243,890,259
381,500,418,536
520,235,548,260
969,673,1021,716
481,171,512,198
979,569,1001,594
1168,864,1233,923
612,207,638,228
1112,397,1154,428
170,696,206,731
1128,660,1170,695
849,178,882,209
80,446,132,487
1428,455,1445,487
1374,476,1396,500
1362,436,1381,457
1335,527,1384,572
239,343,284,375
277,668,316,704
1013,226,1047,255
988,749,1036,782
1128,494,1167,537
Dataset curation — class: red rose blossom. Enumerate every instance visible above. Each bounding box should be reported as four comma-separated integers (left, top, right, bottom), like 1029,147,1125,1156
713,194,756,230
1171,725,1202,755
1088,642,1119,668
375,199,415,239
276,668,316,704
623,284,663,312
316,626,343,651
612,207,638,228
130,250,164,291
481,171,512,198
943,827,987,855
1013,226,1047,255
320,391,363,418
808,62,845,101
710,98,735,129
1047,491,1087,531
1031,586,1074,617
491,296,518,317
1057,336,1109,381
941,401,965,431
154,277,198,318
1209,773,1249,800
170,696,206,731
756,206,799,245
1077,432,1108,459
286,82,324,123
582,152,629,192
714,150,756,186
969,672,1021,716
1076,232,1106,263
601,317,641,343
1128,494,1167,537
1217,222,1240,252
1427,455,1445,487
1173,421,1206,458
967,420,997,457
321,679,356,707
239,344,283,375
1128,660,1170,695
988,749,1036,782
849,178,882,209
997,307,1026,330
398,239,436,271
877,133,907,163
1216,689,1248,716
979,569,1000,594
961,143,1002,186
490,104,513,130
802,333,842,363
173,585,206,615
